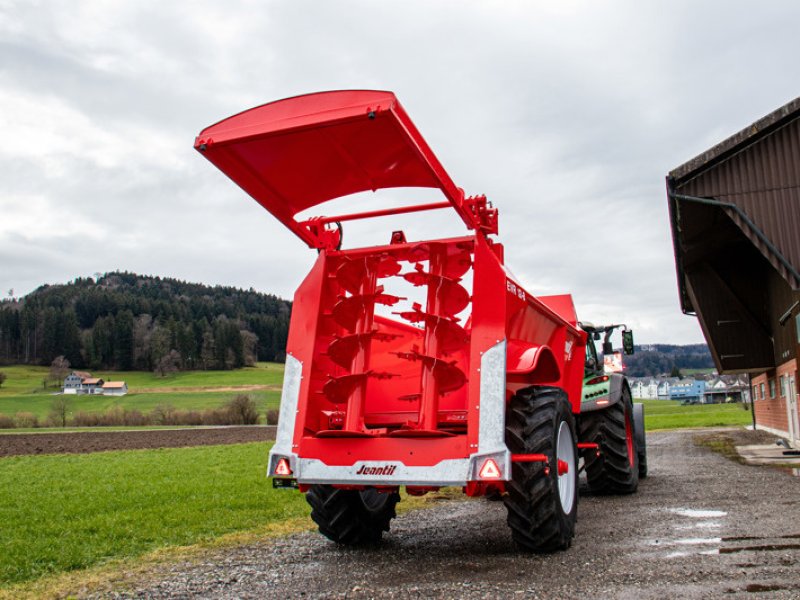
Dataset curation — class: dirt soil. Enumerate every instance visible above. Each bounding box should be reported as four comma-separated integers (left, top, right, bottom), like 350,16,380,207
0,426,276,457
87,427,800,599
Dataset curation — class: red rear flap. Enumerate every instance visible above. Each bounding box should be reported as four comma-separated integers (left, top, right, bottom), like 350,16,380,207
195,90,468,247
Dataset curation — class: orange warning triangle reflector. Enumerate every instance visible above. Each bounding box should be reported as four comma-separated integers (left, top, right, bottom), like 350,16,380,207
478,458,501,479
275,458,292,476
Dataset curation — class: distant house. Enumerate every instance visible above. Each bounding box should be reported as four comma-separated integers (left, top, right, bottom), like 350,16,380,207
629,379,646,399
658,378,680,400
641,379,659,399
669,379,706,403
101,381,128,396
704,375,751,404
63,371,91,394
81,378,105,394
630,378,659,400
63,373,128,396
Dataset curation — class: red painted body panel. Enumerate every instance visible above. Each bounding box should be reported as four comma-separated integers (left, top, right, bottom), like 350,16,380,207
194,90,492,248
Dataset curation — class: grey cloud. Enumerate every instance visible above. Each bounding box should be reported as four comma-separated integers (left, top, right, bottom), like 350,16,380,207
3,0,799,344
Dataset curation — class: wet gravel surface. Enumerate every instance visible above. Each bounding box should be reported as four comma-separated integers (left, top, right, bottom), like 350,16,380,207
99,429,800,599
0,426,275,456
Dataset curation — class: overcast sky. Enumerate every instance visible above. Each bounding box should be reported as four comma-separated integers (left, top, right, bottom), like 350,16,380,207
2,1,798,344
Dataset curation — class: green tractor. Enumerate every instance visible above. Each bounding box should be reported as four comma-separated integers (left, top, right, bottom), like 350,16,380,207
577,323,647,493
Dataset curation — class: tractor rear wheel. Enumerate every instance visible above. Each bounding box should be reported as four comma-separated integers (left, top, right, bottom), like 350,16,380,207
633,402,648,479
579,387,639,494
503,386,578,552
306,485,400,545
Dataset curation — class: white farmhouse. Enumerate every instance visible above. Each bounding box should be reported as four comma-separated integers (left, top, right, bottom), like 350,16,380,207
63,371,92,394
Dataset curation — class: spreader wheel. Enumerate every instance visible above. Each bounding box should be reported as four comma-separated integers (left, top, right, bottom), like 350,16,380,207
579,386,639,494
633,402,648,479
306,485,400,545
503,386,578,553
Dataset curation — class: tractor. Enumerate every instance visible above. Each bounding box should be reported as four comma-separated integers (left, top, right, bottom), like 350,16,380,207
579,323,647,490
195,90,646,552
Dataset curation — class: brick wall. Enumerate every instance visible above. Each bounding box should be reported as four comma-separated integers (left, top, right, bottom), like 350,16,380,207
753,359,797,437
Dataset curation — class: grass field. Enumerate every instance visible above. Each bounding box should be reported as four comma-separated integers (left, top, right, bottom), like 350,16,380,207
0,363,285,423
0,442,309,589
638,398,754,430
0,390,281,421
0,363,284,395
0,364,755,431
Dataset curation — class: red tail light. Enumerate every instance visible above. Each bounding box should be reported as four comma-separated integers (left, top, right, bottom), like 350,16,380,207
586,375,609,386
478,458,502,479
275,457,292,476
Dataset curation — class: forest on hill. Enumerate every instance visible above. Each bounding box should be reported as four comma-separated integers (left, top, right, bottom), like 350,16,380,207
0,272,291,371
622,343,714,377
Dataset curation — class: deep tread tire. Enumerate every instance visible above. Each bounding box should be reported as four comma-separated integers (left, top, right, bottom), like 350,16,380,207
306,485,400,545
633,402,648,479
579,387,639,494
637,445,648,479
503,386,578,553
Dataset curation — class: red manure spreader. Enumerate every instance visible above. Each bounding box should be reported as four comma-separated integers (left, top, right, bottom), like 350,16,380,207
195,90,646,552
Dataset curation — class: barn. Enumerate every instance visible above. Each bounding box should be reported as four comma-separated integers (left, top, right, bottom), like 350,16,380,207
667,96,800,446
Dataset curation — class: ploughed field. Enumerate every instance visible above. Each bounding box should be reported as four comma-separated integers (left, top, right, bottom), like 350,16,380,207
0,426,276,457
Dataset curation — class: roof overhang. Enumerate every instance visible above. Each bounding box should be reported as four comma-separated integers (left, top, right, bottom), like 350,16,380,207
666,96,800,373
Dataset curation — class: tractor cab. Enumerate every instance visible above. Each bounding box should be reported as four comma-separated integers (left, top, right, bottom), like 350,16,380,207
580,322,634,376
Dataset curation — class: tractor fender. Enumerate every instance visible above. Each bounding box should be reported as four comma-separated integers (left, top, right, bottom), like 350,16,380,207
506,340,561,384
581,373,629,413
633,401,646,450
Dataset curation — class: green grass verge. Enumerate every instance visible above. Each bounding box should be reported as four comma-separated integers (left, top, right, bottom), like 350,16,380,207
693,432,746,463
638,398,753,430
0,442,309,588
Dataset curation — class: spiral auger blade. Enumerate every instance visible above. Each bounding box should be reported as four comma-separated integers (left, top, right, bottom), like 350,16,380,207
321,253,407,436
322,371,397,404
405,243,473,280
402,264,470,318
393,304,469,354
392,349,466,393
335,256,401,294
327,331,399,368
331,287,404,331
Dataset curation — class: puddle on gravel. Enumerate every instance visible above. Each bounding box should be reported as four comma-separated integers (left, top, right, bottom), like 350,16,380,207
670,508,728,518
664,549,718,558
674,537,722,545
720,543,800,554
745,583,796,593
655,508,729,558
723,533,800,542
650,536,723,558
673,521,723,531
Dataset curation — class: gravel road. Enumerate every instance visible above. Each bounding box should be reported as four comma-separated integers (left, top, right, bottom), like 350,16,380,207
102,429,800,599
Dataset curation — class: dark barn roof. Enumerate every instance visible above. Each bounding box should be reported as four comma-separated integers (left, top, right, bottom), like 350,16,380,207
667,96,800,374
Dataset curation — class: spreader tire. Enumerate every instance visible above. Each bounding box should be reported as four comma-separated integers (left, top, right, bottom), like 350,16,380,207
306,485,400,545
579,387,639,494
633,402,648,479
503,386,578,553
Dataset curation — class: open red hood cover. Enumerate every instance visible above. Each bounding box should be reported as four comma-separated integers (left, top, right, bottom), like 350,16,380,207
195,90,468,247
